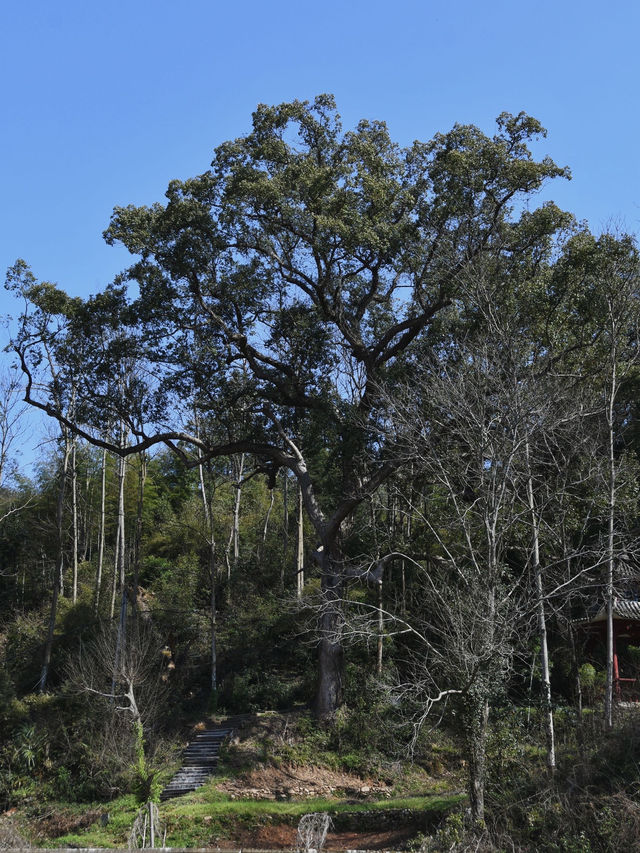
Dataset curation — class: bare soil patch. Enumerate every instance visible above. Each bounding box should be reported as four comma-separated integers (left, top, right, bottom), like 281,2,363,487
219,764,392,800
32,808,104,839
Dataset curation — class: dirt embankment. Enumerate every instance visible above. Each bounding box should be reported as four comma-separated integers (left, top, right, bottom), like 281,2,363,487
219,764,393,801
231,822,422,850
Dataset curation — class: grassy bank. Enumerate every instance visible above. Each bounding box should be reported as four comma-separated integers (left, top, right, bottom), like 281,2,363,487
19,789,464,849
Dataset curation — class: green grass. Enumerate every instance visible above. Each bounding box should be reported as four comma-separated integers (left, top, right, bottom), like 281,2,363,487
34,790,465,849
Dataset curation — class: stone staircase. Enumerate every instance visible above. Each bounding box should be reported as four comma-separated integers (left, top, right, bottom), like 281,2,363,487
160,716,250,800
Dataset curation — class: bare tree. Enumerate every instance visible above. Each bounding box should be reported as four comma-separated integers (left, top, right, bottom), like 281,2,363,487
0,371,31,567
69,617,167,729
0,370,26,491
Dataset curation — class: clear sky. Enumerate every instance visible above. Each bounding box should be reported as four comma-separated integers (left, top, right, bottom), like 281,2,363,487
1,0,639,466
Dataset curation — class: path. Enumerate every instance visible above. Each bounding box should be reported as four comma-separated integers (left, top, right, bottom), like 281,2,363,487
160,715,250,800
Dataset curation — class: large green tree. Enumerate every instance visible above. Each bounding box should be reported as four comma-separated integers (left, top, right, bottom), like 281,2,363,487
9,96,571,717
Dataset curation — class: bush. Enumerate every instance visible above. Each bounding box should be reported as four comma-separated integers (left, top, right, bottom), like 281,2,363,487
0,817,31,849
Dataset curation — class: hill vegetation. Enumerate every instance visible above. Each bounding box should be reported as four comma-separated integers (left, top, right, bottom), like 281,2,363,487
3,96,640,850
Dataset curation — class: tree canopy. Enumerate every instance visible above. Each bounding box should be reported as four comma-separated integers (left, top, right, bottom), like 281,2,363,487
9,96,577,716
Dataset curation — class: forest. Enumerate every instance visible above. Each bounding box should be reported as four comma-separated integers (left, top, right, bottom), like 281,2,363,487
2,95,640,851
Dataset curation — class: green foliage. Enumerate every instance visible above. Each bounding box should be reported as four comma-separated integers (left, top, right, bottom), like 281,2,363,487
627,645,640,672
217,590,313,712
0,664,17,722
220,670,303,714
579,662,596,690
4,610,45,696
131,720,162,805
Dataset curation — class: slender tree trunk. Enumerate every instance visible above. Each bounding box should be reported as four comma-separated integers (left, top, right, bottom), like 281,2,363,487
296,483,304,598
110,424,128,620
94,447,107,615
111,587,128,701
232,454,244,572
258,489,275,564
401,487,412,616
39,434,71,692
132,452,147,596
117,453,127,592
209,546,217,695
376,579,383,675
281,470,288,590
81,460,92,562
39,579,60,694
569,617,585,764
110,522,120,620
605,339,617,731
198,449,218,694
195,412,217,694
225,453,244,598
525,440,555,773
71,436,79,603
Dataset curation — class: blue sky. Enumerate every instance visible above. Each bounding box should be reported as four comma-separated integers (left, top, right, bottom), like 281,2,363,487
1,0,639,466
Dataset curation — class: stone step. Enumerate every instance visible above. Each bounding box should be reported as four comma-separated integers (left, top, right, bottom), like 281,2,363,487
183,750,220,757
160,718,242,801
184,744,221,751
177,765,212,772
194,728,233,736
182,758,218,764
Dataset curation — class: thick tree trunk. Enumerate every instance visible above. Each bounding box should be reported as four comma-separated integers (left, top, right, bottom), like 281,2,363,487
465,695,490,825
315,550,343,719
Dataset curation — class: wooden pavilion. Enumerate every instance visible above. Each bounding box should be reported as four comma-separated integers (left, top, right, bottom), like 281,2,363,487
574,598,640,700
